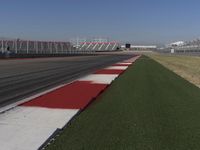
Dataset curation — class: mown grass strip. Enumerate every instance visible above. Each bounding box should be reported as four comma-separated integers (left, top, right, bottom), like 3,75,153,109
47,56,200,150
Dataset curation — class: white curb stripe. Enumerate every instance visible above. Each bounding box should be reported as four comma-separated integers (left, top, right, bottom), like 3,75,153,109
117,62,132,65
78,74,119,84
105,66,128,70
125,55,141,63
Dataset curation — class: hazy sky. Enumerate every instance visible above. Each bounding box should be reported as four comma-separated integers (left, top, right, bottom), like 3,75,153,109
0,0,200,44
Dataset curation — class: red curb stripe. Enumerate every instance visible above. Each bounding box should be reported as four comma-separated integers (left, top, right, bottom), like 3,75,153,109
94,69,124,74
22,81,107,109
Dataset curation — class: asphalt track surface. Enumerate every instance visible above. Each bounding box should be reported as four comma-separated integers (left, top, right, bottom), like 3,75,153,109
0,54,132,107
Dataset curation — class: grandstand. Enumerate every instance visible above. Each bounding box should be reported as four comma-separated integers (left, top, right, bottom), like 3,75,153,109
0,37,121,56
71,37,120,51
0,39,74,54
168,38,200,54
78,42,119,51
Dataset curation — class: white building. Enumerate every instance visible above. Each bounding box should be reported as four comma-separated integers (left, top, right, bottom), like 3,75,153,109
169,41,185,47
121,45,157,50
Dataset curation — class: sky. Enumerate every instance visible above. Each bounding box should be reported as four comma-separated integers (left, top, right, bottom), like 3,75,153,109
0,0,200,45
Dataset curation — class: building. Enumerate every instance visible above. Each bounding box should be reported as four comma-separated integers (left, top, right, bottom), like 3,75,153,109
121,44,157,50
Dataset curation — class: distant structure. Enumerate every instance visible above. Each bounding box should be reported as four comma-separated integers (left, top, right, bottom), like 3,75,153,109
121,43,157,50
72,37,120,51
125,43,131,49
168,41,185,47
70,37,87,49
162,38,200,54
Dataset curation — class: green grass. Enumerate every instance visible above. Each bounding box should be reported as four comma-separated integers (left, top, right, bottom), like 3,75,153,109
47,56,200,150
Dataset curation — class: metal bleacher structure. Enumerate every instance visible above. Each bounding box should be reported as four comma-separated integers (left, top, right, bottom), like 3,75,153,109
0,37,120,55
0,39,74,54
78,42,119,51
73,38,120,51
174,39,200,53
165,38,200,54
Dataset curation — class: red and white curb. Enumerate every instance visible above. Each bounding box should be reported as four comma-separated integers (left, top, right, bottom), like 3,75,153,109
0,55,141,150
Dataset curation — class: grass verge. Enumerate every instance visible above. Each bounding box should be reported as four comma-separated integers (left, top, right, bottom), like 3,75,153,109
47,56,200,150
147,53,200,87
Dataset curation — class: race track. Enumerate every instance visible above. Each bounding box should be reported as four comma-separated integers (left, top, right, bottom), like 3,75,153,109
0,54,132,107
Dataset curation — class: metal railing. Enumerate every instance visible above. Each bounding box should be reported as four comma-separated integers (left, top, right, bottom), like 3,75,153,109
0,39,76,54
174,45,200,53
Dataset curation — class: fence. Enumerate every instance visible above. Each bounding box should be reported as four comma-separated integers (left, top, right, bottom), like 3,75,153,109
157,46,200,55
174,45,200,53
0,39,76,54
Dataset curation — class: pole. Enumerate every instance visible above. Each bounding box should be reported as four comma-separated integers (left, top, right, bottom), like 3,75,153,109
41,42,44,54
50,42,52,54
61,43,64,54
27,41,29,54
15,40,18,54
55,42,58,54
1,40,3,53
36,41,38,54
